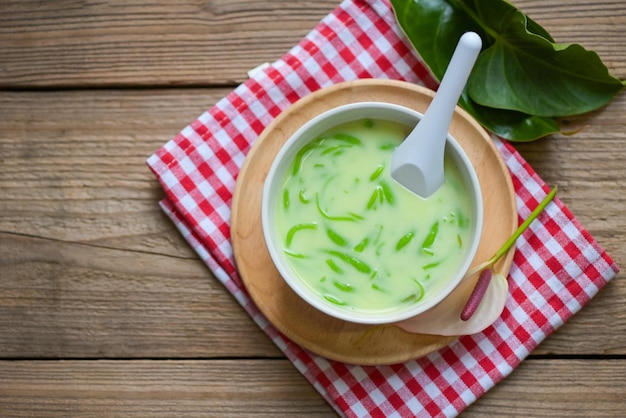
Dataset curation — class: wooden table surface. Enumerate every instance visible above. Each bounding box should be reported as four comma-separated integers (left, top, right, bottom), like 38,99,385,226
1,1,624,416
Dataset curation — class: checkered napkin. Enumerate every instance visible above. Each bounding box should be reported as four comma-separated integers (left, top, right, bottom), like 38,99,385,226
146,0,619,416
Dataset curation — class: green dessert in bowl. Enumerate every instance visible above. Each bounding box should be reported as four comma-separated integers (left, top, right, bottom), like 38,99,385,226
262,102,483,324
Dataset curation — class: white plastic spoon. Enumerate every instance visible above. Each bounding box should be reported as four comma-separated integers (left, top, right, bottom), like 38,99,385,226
391,32,482,198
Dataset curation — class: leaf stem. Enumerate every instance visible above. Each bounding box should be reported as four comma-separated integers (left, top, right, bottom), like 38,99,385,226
461,187,557,321
491,186,557,264
466,186,557,277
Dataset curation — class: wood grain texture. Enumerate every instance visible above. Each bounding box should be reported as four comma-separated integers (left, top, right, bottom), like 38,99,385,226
0,359,624,417
0,0,624,88
0,360,337,417
464,359,626,417
0,89,281,358
0,232,282,359
0,89,226,251
1,0,625,416
0,0,338,88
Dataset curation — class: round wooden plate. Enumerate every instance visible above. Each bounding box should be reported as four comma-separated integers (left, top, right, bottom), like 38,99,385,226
231,79,516,365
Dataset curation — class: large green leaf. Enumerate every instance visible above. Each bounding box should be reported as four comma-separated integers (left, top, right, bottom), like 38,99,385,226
466,1,624,117
459,93,560,141
390,0,625,141
390,0,481,81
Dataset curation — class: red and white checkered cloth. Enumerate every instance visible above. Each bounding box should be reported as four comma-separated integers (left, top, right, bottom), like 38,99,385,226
147,0,619,416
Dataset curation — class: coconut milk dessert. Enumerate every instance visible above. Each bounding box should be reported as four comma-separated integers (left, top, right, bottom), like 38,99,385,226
275,118,472,313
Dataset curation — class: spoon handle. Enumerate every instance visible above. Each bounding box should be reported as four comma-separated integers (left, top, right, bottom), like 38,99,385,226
390,32,482,198
420,31,482,141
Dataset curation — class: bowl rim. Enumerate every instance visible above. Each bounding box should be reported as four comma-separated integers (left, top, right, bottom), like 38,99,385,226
261,101,484,324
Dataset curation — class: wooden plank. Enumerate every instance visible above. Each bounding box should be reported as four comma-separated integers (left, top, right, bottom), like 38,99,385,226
1,229,622,359
0,89,226,253
0,0,338,88
0,1,624,88
1,0,624,416
0,359,337,417
0,359,624,417
0,89,624,358
0,89,283,358
465,359,626,417
0,232,280,358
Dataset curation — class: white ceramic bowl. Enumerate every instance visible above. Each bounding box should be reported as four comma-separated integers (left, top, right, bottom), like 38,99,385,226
261,102,483,324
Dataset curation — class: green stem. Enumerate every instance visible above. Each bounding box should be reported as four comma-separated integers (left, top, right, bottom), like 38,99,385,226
461,187,557,320
466,186,557,278
489,186,558,267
